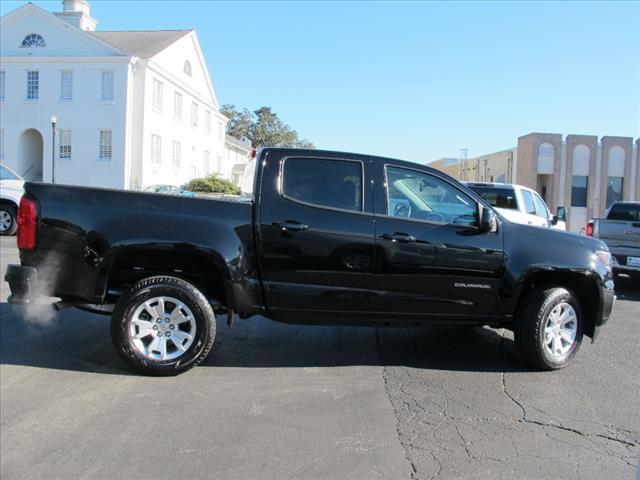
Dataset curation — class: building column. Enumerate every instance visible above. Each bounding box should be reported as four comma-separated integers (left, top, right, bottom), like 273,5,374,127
564,135,598,220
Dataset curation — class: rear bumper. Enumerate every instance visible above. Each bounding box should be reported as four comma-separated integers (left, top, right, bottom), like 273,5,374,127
611,248,640,273
4,265,38,304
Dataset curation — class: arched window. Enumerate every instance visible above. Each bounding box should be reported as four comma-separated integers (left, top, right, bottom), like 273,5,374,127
183,60,192,77
21,33,46,48
536,142,554,174
572,144,590,175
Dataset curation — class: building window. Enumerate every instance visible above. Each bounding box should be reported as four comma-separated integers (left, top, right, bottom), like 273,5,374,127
100,71,114,101
189,165,196,180
184,60,192,77
217,122,224,142
60,70,73,102
151,134,162,165
205,110,212,135
571,176,588,207
172,140,181,168
26,70,39,100
59,129,72,159
152,78,163,112
21,33,46,48
0,129,4,160
0,71,5,100
606,177,623,207
203,150,210,173
173,92,183,121
191,102,198,127
99,129,112,161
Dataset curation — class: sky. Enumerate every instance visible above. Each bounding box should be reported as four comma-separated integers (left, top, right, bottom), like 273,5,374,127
2,0,639,164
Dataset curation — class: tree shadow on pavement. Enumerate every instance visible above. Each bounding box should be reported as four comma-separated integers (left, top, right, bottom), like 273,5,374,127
0,301,534,376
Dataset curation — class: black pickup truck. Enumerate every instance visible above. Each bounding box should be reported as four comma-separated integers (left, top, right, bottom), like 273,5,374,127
6,148,615,375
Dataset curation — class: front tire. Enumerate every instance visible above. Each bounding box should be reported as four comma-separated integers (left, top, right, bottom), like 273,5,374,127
514,287,583,370
111,276,216,376
0,205,17,236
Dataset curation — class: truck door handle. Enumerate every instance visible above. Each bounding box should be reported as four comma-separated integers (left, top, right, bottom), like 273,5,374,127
381,232,416,243
273,221,309,232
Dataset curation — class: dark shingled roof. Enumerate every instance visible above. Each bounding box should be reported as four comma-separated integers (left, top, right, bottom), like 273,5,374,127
91,30,192,58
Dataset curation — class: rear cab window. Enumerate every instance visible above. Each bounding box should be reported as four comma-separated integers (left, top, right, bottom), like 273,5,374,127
282,157,363,212
607,203,640,221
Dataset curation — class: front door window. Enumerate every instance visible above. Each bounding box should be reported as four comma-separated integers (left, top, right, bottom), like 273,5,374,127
385,166,477,227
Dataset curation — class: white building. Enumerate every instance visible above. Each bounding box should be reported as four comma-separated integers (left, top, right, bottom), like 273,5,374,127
0,1,228,190
223,134,252,185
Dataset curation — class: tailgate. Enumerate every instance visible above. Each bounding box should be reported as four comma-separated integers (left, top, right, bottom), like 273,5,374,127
597,220,640,249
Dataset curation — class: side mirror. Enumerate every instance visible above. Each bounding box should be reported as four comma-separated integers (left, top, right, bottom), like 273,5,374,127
478,205,496,233
556,206,567,222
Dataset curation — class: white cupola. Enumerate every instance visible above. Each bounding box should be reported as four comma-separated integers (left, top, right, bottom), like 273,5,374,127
54,0,97,31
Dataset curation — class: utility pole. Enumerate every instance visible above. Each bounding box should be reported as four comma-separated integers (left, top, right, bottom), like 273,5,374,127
459,148,468,181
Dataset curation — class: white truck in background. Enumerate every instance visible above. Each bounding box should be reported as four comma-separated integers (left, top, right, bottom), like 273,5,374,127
0,163,25,236
464,182,566,230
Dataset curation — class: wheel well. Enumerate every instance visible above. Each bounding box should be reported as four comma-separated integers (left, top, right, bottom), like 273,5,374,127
0,199,18,209
106,250,227,307
516,271,600,338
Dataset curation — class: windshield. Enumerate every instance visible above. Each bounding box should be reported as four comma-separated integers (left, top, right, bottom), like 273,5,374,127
467,185,518,210
0,164,22,181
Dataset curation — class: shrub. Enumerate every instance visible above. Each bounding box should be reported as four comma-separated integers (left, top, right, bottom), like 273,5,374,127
185,174,240,194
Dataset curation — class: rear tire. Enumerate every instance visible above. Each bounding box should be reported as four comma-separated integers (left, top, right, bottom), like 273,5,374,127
111,276,216,376
514,287,583,370
0,205,17,236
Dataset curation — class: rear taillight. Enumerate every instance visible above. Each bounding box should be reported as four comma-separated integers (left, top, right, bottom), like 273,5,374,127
585,221,594,237
17,197,37,250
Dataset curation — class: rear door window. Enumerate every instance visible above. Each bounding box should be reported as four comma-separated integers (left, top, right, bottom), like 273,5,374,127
532,193,549,218
467,186,518,210
521,190,536,215
282,157,363,212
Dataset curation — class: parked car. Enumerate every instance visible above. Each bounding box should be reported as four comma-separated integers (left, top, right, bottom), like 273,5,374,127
144,184,196,197
465,182,566,230
6,148,614,376
586,201,640,279
0,163,25,236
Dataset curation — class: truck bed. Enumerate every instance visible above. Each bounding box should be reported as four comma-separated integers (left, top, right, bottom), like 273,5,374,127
19,182,255,304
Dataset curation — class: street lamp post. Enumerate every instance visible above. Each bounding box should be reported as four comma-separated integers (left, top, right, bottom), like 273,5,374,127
50,114,57,184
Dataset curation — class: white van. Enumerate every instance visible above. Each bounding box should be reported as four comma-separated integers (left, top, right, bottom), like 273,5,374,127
464,182,566,230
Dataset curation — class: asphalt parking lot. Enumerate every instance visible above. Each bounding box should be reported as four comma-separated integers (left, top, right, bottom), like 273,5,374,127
1,235,638,479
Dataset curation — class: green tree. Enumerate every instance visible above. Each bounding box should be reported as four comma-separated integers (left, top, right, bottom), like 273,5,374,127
185,174,240,194
220,104,315,149
220,104,253,141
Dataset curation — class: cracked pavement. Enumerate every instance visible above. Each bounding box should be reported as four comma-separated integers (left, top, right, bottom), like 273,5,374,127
1,237,639,479
377,287,640,479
